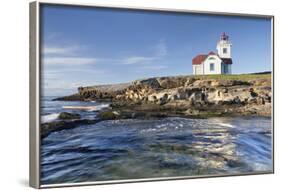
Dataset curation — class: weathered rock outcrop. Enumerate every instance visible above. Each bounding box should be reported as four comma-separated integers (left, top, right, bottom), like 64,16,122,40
41,119,102,138
43,73,271,138
77,83,131,101
55,73,272,117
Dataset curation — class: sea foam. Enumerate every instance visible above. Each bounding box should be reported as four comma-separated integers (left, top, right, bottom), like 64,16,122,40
217,123,235,128
87,104,110,111
41,113,60,123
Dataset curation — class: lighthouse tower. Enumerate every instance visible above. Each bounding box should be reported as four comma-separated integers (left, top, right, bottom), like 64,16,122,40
216,32,232,58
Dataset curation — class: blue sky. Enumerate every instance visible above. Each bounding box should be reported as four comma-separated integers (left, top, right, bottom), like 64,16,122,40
41,5,272,96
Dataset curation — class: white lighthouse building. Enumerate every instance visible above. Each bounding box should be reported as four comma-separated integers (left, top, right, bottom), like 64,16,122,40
192,32,233,75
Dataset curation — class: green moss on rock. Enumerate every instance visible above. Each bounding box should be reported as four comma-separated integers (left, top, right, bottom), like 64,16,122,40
58,112,81,120
98,111,117,120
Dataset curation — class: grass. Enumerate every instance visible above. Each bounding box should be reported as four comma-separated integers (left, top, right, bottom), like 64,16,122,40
193,73,271,81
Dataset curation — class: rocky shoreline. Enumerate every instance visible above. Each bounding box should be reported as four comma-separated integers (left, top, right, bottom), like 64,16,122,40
42,73,271,138
56,73,272,116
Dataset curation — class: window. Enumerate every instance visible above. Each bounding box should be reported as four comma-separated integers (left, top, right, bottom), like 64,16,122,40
210,63,215,71
223,48,227,54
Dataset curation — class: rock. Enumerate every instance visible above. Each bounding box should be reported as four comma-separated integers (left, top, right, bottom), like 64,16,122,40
133,78,161,89
216,80,251,87
185,109,200,115
184,77,196,86
147,95,158,102
159,93,169,105
210,80,220,87
251,78,271,86
55,73,271,118
58,112,81,120
97,110,118,120
76,83,131,100
250,91,258,97
41,119,101,138
221,88,228,93
264,94,271,103
257,97,265,105
192,80,212,87
248,97,258,104
189,91,204,102
157,77,181,89
233,96,241,104
53,93,84,101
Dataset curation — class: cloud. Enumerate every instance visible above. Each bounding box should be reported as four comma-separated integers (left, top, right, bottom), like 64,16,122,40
43,81,98,90
45,32,62,41
42,44,97,65
43,46,79,55
123,56,156,65
121,40,168,65
43,57,98,65
42,68,106,83
141,65,168,70
43,81,77,90
153,39,168,57
44,68,105,75
42,80,85,96
41,37,170,96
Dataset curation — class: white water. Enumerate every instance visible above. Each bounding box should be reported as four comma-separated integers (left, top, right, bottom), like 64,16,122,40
218,123,235,128
62,103,110,112
88,103,109,111
41,113,60,123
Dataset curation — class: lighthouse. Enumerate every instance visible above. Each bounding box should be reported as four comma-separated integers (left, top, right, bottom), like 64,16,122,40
216,32,232,58
192,33,233,75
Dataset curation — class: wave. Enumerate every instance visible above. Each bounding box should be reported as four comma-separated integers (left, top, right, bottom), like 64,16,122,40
62,103,110,112
217,123,235,128
41,113,60,123
88,104,109,111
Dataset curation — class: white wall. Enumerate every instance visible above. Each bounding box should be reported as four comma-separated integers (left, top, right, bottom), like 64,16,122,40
217,41,232,58
0,0,279,190
203,55,222,74
193,65,203,75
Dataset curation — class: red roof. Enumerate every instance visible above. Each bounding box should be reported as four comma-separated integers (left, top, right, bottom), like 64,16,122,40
208,51,217,55
192,54,233,65
192,54,207,65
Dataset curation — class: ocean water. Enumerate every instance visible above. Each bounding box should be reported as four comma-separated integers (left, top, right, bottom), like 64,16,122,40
40,96,273,185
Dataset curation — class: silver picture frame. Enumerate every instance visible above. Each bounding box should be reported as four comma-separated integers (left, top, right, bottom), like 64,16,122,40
30,1,274,188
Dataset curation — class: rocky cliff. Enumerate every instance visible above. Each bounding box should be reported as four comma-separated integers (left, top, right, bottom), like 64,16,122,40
56,73,272,118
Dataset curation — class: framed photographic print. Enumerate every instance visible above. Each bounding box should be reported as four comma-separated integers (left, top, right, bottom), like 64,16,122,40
29,1,274,188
